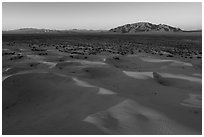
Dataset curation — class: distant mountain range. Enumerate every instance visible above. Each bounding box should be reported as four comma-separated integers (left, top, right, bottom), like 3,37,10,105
109,22,183,33
4,28,61,33
2,28,106,34
3,22,202,34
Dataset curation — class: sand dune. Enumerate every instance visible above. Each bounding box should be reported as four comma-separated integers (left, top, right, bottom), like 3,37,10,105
123,71,201,84
81,66,123,78
140,57,193,67
122,70,201,92
3,70,48,82
73,77,116,95
160,73,201,84
3,45,201,135
2,72,123,134
56,61,83,68
25,54,58,68
54,60,108,71
84,99,199,135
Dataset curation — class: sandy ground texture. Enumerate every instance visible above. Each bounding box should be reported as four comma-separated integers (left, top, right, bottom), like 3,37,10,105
2,43,202,135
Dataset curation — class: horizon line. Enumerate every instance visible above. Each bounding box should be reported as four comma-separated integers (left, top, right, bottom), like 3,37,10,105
3,22,202,32
2,27,202,32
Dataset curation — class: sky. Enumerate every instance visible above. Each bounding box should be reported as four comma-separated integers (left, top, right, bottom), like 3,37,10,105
2,2,202,31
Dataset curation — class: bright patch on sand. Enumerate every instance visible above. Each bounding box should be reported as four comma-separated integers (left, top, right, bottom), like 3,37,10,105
123,71,153,79
26,54,57,68
53,73,70,78
141,57,192,67
127,54,140,57
192,73,202,77
40,61,57,68
66,60,107,65
98,88,116,95
2,75,12,82
161,73,202,84
181,94,202,108
3,68,11,72
72,77,116,95
160,51,172,55
83,99,197,134
27,55,45,60
72,77,95,88
123,71,201,84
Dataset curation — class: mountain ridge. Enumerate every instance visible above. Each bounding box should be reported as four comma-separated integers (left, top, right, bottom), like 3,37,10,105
109,22,183,33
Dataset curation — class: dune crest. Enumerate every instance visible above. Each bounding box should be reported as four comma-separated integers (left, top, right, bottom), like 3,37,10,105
72,77,95,88
40,61,57,68
2,71,48,82
123,71,201,84
66,60,107,65
141,57,193,67
123,71,153,79
160,73,201,84
72,77,116,95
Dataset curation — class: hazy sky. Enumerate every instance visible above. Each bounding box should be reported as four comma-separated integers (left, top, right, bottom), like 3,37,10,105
2,2,202,30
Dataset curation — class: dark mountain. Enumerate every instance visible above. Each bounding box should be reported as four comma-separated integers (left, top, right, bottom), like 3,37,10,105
109,22,183,33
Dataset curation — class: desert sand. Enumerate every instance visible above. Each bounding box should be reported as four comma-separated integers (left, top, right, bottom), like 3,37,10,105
2,41,202,135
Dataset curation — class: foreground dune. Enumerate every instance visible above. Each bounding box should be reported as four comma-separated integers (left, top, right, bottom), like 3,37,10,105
84,99,199,135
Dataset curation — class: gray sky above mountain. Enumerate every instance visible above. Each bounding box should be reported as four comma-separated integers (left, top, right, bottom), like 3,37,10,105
2,2,202,31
